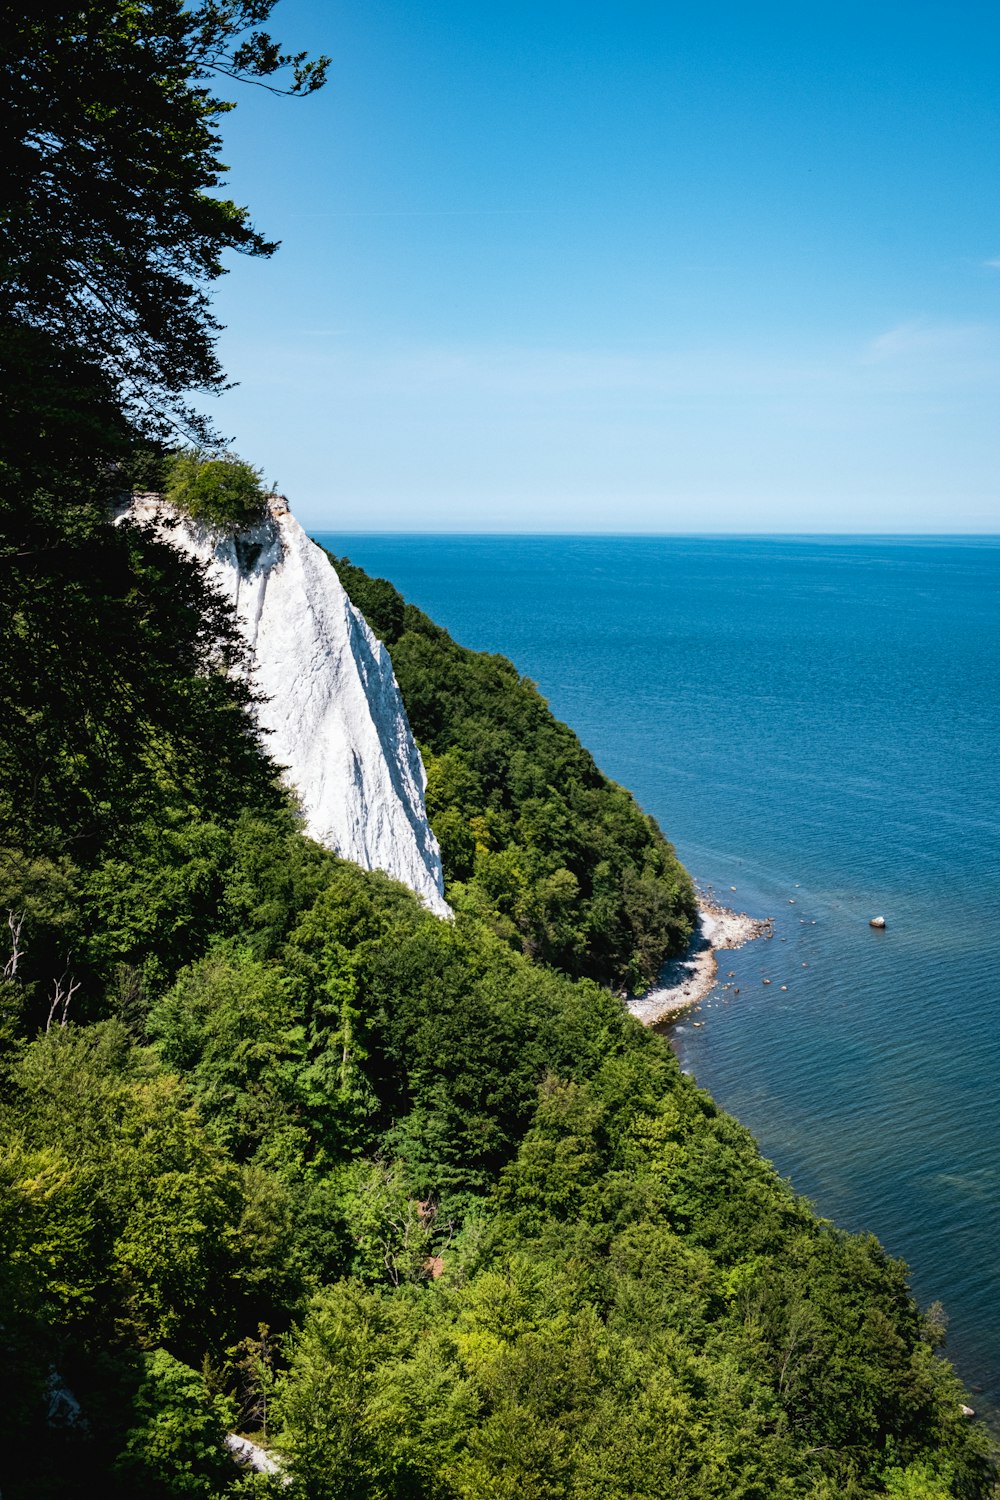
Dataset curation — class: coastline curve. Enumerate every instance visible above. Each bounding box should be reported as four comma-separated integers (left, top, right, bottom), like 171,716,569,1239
626,899,773,1027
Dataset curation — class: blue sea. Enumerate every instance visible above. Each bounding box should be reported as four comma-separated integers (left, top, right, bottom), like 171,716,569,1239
315,532,1000,1416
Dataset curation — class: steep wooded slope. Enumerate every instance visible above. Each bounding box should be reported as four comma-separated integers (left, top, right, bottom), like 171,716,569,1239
328,551,697,993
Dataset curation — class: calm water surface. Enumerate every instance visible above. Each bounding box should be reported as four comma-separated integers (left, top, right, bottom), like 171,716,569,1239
315,533,1000,1414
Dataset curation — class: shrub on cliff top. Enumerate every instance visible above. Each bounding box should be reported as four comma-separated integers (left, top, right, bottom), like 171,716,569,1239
165,450,267,530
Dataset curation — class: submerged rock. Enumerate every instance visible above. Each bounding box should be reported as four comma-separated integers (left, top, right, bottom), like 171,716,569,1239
123,494,450,918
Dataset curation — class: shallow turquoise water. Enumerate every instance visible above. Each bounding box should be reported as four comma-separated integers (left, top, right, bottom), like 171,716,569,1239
315,532,1000,1412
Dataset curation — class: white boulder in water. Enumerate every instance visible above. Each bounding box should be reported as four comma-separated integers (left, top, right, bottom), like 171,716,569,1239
125,494,450,918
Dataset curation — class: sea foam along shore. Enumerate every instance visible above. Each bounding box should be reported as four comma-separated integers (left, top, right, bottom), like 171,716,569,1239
627,899,773,1028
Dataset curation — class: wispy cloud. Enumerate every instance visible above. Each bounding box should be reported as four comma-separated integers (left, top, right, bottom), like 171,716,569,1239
227,323,1000,408
984,257,1000,269
283,343,835,400
863,319,994,364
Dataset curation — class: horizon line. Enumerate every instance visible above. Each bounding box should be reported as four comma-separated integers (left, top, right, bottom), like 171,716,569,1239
308,528,1000,541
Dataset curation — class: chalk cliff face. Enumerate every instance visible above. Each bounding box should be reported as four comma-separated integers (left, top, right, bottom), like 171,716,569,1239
126,494,450,918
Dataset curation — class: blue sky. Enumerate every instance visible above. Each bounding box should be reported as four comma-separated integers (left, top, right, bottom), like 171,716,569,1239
207,0,1000,532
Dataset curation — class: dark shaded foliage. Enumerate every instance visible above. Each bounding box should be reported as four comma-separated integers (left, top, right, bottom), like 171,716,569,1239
0,0,327,444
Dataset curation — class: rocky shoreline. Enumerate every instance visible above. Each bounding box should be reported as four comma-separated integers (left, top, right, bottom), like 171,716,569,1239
626,897,773,1028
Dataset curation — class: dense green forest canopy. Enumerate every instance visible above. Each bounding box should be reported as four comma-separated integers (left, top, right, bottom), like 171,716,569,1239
3,705,997,1498
1,479,995,1497
0,2,997,1497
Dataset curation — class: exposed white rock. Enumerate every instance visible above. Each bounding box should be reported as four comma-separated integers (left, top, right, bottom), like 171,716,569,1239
124,494,450,918
225,1432,287,1478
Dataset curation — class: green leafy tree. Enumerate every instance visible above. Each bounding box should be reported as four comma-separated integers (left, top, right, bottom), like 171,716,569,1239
274,1282,475,1500
165,450,268,530
115,1348,235,1498
338,1158,436,1287
228,1322,276,1441
0,0,328,446
881,1462,954,1499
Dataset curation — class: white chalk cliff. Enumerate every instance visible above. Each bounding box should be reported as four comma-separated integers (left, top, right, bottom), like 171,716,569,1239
125,494,450,918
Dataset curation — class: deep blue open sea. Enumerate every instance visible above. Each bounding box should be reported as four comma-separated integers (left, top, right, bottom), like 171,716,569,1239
316,532,1000,1415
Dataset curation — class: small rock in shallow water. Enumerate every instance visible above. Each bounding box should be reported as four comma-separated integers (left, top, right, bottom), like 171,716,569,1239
870,916,886,929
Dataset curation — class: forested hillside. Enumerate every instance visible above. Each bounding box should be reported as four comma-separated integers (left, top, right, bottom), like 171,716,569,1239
3,625,996,1496
328,552,696,991
1,4,996,1498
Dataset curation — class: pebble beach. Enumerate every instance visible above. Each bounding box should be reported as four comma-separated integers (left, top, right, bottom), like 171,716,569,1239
626,899,772,1027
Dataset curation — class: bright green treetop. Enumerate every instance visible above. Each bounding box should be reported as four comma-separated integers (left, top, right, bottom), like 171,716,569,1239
165,449,268,530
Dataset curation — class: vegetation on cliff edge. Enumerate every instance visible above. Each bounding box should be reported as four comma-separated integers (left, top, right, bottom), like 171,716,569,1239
328,552,696,994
